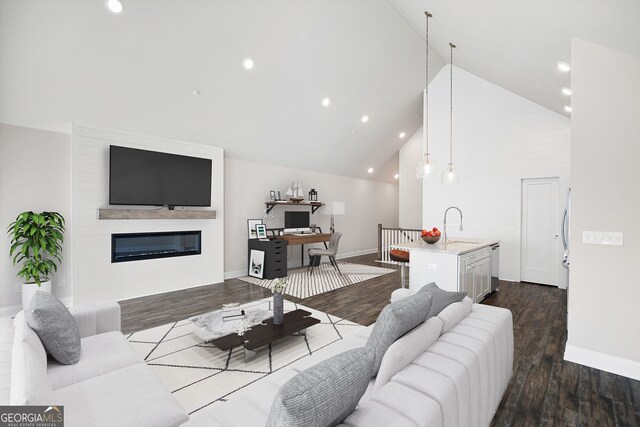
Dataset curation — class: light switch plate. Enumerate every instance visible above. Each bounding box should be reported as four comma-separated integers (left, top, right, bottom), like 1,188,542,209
582,231,624,246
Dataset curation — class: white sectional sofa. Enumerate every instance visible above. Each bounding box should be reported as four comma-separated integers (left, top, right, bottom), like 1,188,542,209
189,297,513,427
3,301,189,427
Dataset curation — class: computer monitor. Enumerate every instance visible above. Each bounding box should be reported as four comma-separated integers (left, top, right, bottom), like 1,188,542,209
284,211,310,233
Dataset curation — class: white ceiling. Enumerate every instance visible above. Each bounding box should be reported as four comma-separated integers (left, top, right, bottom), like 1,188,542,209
0,0,447,184
1,1,637,184
391,0,640,118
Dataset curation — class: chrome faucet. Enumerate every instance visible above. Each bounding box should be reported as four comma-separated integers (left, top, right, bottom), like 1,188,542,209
443,206,464,244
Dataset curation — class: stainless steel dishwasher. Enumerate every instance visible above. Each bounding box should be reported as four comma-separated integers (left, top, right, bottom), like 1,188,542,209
490,243,500,292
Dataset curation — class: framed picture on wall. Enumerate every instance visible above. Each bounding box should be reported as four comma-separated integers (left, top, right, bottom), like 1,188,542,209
248,249,265,278
247,219,263,239
269,191,276,201
256,224,267,239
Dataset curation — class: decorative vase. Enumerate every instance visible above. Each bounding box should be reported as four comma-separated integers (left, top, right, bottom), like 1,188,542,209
273,292,284,325
22,280,51,310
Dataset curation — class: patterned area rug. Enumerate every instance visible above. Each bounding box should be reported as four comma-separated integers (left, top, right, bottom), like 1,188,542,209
237,261,395,299
127,297,364,415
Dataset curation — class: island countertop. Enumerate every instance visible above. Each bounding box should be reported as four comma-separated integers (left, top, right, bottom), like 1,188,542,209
391,238,500,255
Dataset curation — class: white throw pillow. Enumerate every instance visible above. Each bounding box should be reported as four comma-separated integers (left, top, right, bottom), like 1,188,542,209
437,296,473,333
373,316,443,392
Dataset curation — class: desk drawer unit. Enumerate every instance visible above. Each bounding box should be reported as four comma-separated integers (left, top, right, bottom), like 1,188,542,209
248,239,288,279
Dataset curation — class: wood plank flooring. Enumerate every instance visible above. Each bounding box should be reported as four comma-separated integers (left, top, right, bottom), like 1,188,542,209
120,253,640,426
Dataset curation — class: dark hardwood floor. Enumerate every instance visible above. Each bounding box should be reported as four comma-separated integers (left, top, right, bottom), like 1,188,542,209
120,253,640,427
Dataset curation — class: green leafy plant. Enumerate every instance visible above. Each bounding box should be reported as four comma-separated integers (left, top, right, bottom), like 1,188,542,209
7,211,65,286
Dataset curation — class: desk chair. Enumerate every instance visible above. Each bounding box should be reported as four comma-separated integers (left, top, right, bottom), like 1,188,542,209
308,232,342,275
389,249,410,288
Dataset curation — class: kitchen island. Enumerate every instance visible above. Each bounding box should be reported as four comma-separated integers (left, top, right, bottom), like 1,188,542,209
391,239,500,303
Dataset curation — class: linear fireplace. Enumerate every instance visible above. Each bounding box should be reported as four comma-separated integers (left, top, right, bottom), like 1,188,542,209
112,231,202,263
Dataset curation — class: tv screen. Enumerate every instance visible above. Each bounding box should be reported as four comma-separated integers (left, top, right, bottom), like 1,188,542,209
109,145,212,207
284,211,310,229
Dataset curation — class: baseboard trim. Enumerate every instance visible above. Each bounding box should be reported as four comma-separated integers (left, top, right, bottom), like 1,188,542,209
223,248,378,280
564,343,640,381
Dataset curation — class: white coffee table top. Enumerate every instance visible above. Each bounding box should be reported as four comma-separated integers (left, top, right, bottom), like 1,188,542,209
189,308,272,341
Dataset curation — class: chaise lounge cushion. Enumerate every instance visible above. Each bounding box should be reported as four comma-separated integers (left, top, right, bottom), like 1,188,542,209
54,362,189,427
418,282,467,317
27,291,81,365
47,331,142,390
266,346,375,427
366,292,433,375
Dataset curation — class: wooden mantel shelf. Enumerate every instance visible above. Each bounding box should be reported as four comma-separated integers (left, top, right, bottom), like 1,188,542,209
265,201,324,214
98,208,216,220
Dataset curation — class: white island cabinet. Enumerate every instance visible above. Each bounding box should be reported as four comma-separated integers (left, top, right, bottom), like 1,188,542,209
391,239,499,303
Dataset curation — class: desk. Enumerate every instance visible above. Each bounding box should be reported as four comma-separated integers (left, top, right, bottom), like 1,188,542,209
275,233,331,266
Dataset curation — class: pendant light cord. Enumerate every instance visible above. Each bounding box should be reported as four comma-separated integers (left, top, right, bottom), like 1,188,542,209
424,11,432,161
449,42,456,168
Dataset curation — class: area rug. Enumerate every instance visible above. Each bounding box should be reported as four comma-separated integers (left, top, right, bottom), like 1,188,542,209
237,261,395,299
127,297,365,415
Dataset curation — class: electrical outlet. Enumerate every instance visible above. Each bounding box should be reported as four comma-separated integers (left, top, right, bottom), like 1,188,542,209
582,231,624,246
427,263,438,270
15,283,21,294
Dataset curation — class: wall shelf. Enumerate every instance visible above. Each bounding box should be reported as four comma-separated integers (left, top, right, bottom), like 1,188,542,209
98,208,216,220
265,201,324,214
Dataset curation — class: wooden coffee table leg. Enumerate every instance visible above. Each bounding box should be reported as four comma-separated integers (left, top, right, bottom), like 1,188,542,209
244,347,258,362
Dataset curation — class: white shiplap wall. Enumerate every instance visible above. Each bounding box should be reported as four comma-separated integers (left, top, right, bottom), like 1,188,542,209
420,66,571,284
71,125,224,303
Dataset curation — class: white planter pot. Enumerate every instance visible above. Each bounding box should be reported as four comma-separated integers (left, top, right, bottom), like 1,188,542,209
22,280,51,310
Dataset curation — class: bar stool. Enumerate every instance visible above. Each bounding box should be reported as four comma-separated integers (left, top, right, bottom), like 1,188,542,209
389,249,410,288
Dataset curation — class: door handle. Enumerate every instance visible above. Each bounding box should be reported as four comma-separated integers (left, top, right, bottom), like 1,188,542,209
555,235,559,239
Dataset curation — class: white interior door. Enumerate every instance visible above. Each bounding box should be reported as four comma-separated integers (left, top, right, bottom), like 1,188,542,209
521,178,560,286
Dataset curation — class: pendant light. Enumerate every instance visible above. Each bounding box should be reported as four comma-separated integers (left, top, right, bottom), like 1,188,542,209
442,42,458,184
416,11,438,179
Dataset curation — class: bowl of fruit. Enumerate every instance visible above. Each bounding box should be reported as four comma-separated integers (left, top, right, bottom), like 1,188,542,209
421,227,441,244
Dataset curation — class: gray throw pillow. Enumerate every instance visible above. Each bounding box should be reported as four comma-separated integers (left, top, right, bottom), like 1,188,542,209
26,291,81,365
418,282,467,317
266,346,375,427
365,291,432,375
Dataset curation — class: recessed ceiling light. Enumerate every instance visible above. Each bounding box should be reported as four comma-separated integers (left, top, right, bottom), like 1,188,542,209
564,105,572,113
105,0,124,14
242,58,254,70
394,174,399,179
193,90,200,96
399,132,406,139
367,167,374,174
557,61,571,72
321,98,330,107
361,115,369,123
561,87,572,96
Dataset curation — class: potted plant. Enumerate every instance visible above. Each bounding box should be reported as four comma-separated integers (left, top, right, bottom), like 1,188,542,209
7,211,65,309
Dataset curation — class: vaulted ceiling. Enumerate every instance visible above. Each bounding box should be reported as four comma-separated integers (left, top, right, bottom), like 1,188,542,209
391,0,640,118
1,1,638,184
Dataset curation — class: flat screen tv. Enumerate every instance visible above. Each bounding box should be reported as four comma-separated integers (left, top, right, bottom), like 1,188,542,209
109,145,212,207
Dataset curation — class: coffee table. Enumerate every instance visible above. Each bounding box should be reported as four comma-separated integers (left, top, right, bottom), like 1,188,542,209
209,309,320,362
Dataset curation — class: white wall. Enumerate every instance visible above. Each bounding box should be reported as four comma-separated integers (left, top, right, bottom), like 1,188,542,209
72,125,224,303
419,66,571,283
564,39,640,380
225,158,399,277
398,129,422,229
0,124,72,315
